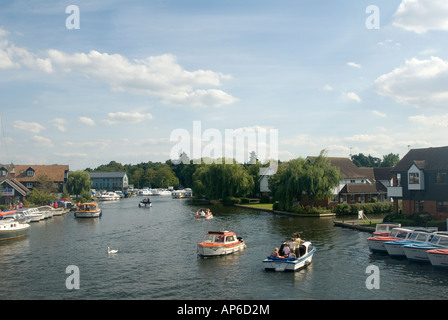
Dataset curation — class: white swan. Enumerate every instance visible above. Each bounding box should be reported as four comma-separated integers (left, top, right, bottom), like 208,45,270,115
107,246,118,254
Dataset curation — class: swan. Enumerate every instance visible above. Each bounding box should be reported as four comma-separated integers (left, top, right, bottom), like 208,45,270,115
107,246,118,254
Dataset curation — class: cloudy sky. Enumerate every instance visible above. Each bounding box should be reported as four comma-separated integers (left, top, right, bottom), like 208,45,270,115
1,0,448,170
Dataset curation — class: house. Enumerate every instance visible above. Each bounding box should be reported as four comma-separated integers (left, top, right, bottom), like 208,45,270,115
0,164,69,205
259,166,276,193
88,172,129,192
325,157,392,204
388,146,448,220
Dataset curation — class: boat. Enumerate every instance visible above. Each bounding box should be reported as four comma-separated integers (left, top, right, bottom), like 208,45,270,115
402,232,448,263
383,229,435,258
0,215,30,240
372,222,401,236
197,231,246,257
195,208,213,219
17,208,44,222
74,202,102,218
427,249,448,268
138,198,152,208
172,188,193,198
97,192,120,201
263,241,316,272
36,205,56,219
367,227,415,253
138,188,152,196
152,189,172,196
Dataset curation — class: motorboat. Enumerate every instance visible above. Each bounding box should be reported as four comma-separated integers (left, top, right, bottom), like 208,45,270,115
17,208,44,222
139,198,152,208
263,241,316,272
172,188,193,198
195,208,213,219
152,189,172,196
36,206,56,219
97,192,120,201
197,231,246,257
402,232,448,263
427,249,448,268
138,188,152,196
372,222,401,236
0,215,30,240
367,227,415,253
74,202,102,218
384,230,435,258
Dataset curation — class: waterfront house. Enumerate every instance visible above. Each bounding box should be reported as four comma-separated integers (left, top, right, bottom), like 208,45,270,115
88,171,129,192
388,146,448,220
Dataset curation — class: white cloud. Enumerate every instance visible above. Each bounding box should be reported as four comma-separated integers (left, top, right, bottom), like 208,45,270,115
393,0,448,34
49,118,66,132
32,135,53,148
371,110,387,118
103,111,153,125
13,120,45,133
322,85,333,91
47,50,237,108
79,117,96,126
409,113,448,127
374,56,448,108
342,92,362,103
346,62,361,68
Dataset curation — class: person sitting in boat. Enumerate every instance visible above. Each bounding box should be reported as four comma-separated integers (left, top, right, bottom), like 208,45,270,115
288,251,296,259
282,242,291,256
270,248,280,257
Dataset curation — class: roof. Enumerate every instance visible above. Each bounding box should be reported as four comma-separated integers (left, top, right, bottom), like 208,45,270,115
392,146,448,172
340,182,387,194
5,165,68,182
325,157,367,179
88,171,127,179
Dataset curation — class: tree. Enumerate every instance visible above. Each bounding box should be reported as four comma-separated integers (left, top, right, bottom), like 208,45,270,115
381,153,400,167
67,171,92,200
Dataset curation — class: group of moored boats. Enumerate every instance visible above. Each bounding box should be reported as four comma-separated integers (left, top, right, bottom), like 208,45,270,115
367,223,448,268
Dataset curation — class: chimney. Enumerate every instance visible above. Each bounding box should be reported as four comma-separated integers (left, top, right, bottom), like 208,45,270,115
10,169,15,179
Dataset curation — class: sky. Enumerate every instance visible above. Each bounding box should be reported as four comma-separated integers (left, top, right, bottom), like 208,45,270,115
1,0,448,170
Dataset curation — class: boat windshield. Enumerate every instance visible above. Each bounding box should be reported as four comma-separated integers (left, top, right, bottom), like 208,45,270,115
436,236,448,246
202,234,235,243
390,229,410,239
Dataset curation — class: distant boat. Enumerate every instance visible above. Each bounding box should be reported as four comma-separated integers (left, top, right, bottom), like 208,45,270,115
0,215,30,241
74,202,102,218
195,208,213,219
197,231,246,257
139,198,152,208
97,192,120,201
138,189,152,196
17,208,44,222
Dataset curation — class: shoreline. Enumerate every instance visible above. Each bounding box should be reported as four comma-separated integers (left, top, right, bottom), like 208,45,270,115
234,204,337,217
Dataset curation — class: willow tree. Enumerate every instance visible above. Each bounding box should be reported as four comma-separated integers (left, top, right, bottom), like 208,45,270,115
66,170,92,200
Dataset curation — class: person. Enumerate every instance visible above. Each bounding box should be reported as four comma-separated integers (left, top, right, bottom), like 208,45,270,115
282,243,290,256
289,238,297,252
270,248,280,257
288,251,296,259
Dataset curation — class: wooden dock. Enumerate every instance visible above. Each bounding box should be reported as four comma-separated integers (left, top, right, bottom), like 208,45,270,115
333,220,377,233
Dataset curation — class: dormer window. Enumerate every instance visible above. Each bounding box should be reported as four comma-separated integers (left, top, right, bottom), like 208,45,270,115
27,170,34,177
0,169,6,177
409,172,419,184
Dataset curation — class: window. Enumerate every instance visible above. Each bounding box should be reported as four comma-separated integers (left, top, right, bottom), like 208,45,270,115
27,170,34,177
437,201,448,213
436,172,447,184
0,170,6,177
409,173,419,184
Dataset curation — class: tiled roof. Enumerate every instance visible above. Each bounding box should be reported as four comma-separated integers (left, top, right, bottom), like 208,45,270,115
392,146,448,172
13,165,69,182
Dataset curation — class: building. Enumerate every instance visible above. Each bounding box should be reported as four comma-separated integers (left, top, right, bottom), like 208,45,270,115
88,172,129,192
0,164,69,205
388,146,448,220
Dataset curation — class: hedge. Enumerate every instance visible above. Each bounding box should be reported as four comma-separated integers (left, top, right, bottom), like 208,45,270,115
332,202,393,215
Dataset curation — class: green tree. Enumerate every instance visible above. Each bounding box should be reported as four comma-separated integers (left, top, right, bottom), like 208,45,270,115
381,153,400,167
67,171,92,200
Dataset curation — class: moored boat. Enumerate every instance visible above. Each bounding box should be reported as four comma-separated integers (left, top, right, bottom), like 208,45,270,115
74,202,102,218
0,216,30,241
195,208,212,219
373,222,401,236
402,232,448,263
197,231,246,257
97,192,120,201
367,227,415,253
384,230,435,258
427,249,448,268
263,241,316,272
17,208,44,222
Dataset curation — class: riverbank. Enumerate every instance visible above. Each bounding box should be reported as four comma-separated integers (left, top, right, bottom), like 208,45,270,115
333,220,379,233
234,204,336,217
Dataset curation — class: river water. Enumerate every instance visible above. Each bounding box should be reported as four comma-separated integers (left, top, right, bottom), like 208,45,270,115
0,196,447,300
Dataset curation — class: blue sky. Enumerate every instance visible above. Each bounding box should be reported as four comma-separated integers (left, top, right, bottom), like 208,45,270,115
1,0,448,170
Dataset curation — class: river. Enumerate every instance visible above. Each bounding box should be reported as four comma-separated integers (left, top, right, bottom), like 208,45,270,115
0,196,447,300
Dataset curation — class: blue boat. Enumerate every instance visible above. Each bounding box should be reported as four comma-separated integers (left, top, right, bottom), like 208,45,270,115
384,229,435,258
402,232,448,263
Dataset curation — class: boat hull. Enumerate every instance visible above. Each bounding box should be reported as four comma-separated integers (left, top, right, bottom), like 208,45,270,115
263,247,316,272
197,241,246,257
402,244,436,262
427,249,448,268
0,224,30,241
367,237,398,252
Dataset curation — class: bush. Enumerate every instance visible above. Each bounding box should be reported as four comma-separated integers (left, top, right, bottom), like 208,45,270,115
223,196,241,206
332,202,393,216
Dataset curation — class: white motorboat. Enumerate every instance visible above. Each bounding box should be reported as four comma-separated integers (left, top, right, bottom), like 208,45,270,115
97,192,120,201
138,198,152,208
138,189,152,196
384,230,435,258
152,189,172,196
427,249,448,268
402,232,448,263
197,231,246,257
263,241,316,272
17,208,44,222
372,222,401,236
36,206,56,219
367,227,415,253
0,215,30,240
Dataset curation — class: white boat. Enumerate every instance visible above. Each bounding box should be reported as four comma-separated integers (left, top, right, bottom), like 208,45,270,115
372,222,401,236
0,215,30,240
384,230,435,258
152,189,172,196
172,189,193,198
138,198,152,208
402,232,448,263
263,241,316,272
97,192,120,201
197,231,246,257
367,227,415,253
36,205,57,219
74,202,102,218
138,189,152,196
427,249,448,268
17,208,44,222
